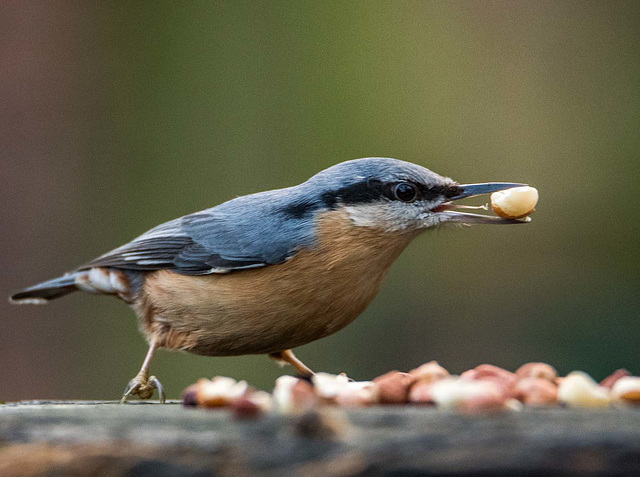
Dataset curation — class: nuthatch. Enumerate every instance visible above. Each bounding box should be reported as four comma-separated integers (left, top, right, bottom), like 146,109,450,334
11,158,528,402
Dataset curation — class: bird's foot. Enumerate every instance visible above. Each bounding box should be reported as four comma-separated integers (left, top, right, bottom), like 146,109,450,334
120,371,165,404
269,349,315,378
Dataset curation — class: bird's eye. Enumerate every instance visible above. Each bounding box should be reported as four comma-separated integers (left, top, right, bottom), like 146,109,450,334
393,182,418,202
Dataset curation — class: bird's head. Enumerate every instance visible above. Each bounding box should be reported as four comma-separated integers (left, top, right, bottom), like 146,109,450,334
302,157,528,233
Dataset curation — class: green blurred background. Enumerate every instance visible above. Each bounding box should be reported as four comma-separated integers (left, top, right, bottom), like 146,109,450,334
2,1,639,401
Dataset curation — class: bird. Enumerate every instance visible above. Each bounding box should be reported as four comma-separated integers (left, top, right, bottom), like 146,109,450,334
10,157,529,403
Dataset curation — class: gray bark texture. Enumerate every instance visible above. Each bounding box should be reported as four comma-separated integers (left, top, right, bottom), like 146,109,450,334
1,401,640,476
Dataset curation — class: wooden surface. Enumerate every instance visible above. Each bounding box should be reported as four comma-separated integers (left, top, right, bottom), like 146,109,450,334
1,401,640,476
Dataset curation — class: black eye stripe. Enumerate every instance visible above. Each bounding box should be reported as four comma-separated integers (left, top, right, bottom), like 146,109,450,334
321,180,386,208
430,184,464,199
320,180,463,209
390,182,462,202
419,185,441,202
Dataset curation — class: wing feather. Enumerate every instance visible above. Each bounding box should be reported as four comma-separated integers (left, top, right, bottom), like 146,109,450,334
81,190,317,275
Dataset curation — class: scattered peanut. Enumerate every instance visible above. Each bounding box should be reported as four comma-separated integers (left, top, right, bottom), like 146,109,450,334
196,376,249,408
460,364,517,398
182,363,638,416
611,377,640,404
273,375,317,414
491,186,538,219
558,371,611,408
409,361,450,383
516,362,558,382
513,378,558,406
505,399,524,412
373,371,416,404
182,384,198,407
600,369,632,389
231,391,272,419
408,380,436,405
312,373,351,401
334,381,379,407
430,378,504,410
310,372,379,406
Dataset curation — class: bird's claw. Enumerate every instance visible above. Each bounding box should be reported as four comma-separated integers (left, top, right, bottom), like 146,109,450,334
149,376,165,402
120,373,166,404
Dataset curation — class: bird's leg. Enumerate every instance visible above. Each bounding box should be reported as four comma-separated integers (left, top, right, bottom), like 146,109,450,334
120,338,165,403
269,349,315,377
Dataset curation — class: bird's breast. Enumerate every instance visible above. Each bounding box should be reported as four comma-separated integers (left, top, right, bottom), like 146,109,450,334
139,210,419,355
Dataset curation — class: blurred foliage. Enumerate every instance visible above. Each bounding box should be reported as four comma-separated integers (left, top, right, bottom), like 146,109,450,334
2,1,639,400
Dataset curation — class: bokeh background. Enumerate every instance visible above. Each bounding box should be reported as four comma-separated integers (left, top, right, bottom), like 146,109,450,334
2,1,639,401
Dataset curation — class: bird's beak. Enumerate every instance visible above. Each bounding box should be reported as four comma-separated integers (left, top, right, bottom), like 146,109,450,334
434,182,530,225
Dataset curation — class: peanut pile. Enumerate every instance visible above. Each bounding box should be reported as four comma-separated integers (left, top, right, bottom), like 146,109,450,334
182,363,640,418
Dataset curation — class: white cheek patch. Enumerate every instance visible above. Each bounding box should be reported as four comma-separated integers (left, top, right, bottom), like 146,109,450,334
342,204,384,228
342,201,440,232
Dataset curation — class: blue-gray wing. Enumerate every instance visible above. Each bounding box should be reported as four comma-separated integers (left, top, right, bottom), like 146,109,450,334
82,190,319,275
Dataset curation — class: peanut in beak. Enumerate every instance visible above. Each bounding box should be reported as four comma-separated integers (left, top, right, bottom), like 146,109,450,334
490,186,539,219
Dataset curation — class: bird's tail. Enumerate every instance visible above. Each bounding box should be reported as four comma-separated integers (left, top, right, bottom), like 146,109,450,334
9,272,86,304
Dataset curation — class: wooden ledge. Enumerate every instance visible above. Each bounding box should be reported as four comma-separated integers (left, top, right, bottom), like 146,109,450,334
1,401,640,476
